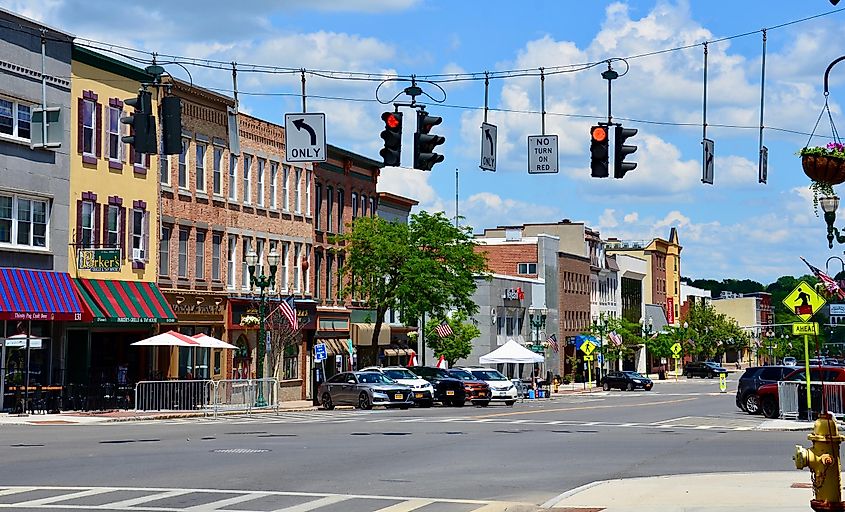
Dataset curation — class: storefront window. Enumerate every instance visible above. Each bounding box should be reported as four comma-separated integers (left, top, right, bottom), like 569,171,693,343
283,344,299,380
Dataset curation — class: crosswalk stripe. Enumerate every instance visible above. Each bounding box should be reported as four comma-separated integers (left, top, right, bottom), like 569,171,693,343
183,492,269,511
0,487,36,497
12,488,116,507
101,489,192,508
270,495,349,512
369,498,435,512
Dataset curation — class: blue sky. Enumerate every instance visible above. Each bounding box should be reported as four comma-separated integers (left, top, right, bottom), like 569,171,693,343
8,0,845,284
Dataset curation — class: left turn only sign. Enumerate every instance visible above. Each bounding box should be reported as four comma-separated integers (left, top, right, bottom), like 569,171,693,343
285,113,327,163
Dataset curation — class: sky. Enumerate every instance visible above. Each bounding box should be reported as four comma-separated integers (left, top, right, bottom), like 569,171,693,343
6,0,845,285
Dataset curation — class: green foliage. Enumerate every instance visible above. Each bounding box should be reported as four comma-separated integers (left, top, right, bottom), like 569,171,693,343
684,278,764,297
424,311,479,367
584,316,643,361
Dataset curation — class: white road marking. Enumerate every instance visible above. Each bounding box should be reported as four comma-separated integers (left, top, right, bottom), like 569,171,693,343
12,488,116,507
183,492,269,511
270,495,350,512
98,489,192,508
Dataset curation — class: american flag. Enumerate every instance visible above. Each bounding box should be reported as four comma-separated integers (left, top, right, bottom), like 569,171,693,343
435,321,453,338
278,297,298,330
686,338,695,348
547,333,559,353
608,331,623,347
800,256,845,300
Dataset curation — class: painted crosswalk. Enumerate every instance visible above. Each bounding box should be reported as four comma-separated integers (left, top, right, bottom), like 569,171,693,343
0,486,530,512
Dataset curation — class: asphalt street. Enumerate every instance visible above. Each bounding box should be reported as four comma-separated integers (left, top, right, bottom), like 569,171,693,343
0,378,810,510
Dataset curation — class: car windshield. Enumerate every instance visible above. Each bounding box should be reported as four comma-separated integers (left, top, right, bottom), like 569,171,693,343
357,373,394,384
623,372,645,378
448,369,475,380
705,362,721,368
471,369,508,381
383,369,416,380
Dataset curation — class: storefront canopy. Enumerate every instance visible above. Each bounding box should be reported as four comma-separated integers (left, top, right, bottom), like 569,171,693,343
0,268,82,321
74,278,177,324
479,339,544,364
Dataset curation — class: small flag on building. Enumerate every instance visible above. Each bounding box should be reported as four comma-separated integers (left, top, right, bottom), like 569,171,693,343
546,333,558,353
608,331,623,347
435,321,453,338
279,297,298,330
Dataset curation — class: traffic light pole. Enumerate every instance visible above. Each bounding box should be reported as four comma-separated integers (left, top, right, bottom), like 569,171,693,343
601,63,619,126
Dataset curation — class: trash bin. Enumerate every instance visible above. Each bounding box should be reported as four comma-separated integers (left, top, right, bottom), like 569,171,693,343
658,370,666,380
528,389,536,399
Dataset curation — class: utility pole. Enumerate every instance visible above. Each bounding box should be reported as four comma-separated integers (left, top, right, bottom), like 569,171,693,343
455,168,459,227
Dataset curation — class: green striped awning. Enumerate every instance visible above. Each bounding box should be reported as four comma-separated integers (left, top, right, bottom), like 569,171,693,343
74,279,177,324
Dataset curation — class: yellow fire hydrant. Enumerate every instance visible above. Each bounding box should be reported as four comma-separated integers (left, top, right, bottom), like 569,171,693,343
552,377,560,393
794,412,844,512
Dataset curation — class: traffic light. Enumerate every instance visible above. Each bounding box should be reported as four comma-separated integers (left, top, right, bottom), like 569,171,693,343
121,90,157,154
590,125,609,178
161,96,182,155
413,110,445,171
379,111,403,167
613,125,638,179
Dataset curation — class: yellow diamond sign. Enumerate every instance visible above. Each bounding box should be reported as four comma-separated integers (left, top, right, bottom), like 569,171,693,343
671,342,682,356
581,339,597,356
783,281,826,322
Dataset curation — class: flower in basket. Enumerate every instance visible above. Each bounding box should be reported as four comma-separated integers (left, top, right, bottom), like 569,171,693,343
799,142,845,215
239,315,260,327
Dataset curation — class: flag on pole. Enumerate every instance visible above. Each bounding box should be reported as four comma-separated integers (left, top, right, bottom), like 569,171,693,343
279,297,298,330
546,333,558,353
435,321,453,338
800,256,845,300
608,331,623,347
686,338,695,348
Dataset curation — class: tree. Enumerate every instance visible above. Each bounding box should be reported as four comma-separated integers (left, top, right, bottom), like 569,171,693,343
424,311,479,367
265,304,305,381
336,211,489,349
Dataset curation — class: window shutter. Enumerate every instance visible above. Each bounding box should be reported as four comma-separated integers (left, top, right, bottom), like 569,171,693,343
103,112,108,160
119,206,126,259
143,210,150,262
75,200,83,246
145,153,151,169
128,209,135,259
101,205,108,246
129,144,135,167
76,98,84,154
93,203,101,246
95,103,102,158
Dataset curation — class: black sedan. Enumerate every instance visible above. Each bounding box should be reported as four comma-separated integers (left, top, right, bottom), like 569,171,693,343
683,361,728,378
601,371,653,391
408,366,467,406
318,371,414,410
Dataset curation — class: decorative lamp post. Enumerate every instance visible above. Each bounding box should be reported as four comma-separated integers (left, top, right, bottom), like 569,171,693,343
766,328,776,365
529,309,547,352
640,316,653,377
247,249,279,407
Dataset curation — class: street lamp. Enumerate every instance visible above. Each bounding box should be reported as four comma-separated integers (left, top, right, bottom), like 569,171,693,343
639,316,653,377
247,248,279,407
766,328,776,365
529,309,547,349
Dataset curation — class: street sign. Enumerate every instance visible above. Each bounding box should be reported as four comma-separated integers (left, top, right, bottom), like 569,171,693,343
528,135,558,174
480,123,497,171
793,322,819,336
719,373,727,393
597,353,603,365
670,342,682,356
580,339,596,356
759,145,768,184
584,355,594,361
783,281,826,321
702,138,714,184
314,343,327,362
284,113,327,163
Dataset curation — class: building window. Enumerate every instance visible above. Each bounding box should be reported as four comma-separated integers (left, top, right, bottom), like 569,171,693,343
336,255,344,300
281,242,289,292
294,168,302,214
107,106,121,161
81,99,96,156
361,194,367,216
195,143,206,192
106,205,120,248
256,239,265,276
243,155,252,204
227,234,237,289
314,252,322,300
242,237,252,290
304,244,311,294
159,226,170,277
305,169,312,216
293,242,301,292
314,183,322,231
212,233,222,281
196,231,206,280
131,208,146,261
0,97,31,140
518,263,537,275
337,189,344,234
178,139,189,189
212,147,223,195
326,254,333,300
178,228,189,278
326,186,333,233
370,197,376,217
257,159,265,207
351,192,358,219
283,345,299,380
228,155,238,201
1,195,49,249
80,200,94,248
270,162,278,209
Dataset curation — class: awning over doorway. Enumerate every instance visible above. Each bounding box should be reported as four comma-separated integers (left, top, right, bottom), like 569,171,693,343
352,323,391,346
74,278,177,324
0,268,82,321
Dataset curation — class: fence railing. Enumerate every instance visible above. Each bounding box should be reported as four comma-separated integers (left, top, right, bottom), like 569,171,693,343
777,381,845,419
134,378,280,417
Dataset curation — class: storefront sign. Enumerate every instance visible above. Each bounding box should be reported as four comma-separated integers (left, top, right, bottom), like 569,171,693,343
76,248,121,272
667,297,675,324
831,304,845,316
230,301,260,328
295,300,317,330
166,293,226,324
503,287,524,301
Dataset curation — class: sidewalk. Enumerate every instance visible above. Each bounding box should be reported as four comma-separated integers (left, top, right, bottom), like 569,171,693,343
540,471,814,511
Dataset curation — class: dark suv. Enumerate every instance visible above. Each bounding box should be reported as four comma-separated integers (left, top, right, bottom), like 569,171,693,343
408,366,467,407
735,366,793,414
683,361,728,379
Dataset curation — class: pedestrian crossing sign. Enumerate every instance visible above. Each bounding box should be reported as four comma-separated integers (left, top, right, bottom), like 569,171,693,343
670,342,682,356
581,339,596,356
783,281,825,322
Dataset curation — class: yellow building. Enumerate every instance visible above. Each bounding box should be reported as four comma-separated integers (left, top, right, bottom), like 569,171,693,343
65,46,176,388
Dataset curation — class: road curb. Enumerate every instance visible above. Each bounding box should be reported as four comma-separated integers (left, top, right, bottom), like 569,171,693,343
98,406,321,423
540,480,604,508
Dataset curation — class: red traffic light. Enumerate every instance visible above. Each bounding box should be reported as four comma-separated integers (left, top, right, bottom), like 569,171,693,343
591,126,607,142
383,112,401,129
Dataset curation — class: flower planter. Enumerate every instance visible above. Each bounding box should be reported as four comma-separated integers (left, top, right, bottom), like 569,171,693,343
802,154,845,185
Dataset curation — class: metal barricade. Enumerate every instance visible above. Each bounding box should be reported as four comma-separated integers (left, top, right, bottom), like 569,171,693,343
212,378,280,418
823,382,845,418
134,380,215,414
778,381,801,419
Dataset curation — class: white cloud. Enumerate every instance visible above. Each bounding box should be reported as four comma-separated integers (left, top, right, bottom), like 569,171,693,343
623,212,639,223
378,166,445,214
599,209,619,228
460,192,562,233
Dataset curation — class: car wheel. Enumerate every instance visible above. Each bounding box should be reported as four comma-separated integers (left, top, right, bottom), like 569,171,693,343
644,383,653,391
505,400,516,407
761,396,779,419
602,382,610,391
399,405,410,410
321,393,334,410
745,394,761,415
683,371,690,378
707,373,714,379
474,400,490,407
357,392,373,410
419,400,433,408
626,382,634,391
452,399,465,407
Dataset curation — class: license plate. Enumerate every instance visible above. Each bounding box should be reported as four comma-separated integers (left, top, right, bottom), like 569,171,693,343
394,394,403,400
415,393,423,398
446,390,455,396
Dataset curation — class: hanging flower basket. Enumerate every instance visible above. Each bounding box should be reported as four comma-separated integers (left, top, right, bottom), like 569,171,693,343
799,143,845,215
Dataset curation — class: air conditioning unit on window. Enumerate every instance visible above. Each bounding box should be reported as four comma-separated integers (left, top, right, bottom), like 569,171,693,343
132,248,144,261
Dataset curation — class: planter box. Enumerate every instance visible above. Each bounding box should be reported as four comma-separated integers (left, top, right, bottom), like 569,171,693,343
802,154,845,185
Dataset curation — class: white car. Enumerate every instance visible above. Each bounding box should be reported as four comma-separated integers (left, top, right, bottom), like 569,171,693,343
783,357,797,366
458,367,518,406
360,366,435,407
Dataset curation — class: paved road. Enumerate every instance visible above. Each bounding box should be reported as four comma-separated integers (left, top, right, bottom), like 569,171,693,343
0,379,808,510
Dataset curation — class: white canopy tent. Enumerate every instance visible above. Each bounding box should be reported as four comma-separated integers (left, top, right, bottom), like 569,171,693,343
479,339,544,364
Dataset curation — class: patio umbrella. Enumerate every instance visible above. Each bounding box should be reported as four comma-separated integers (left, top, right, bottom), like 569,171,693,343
191,333,237,349
131,331,201,346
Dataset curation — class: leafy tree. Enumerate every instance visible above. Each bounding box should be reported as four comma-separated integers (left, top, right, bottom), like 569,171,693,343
335,211,489,349
265,304,306,381
424,311,479,367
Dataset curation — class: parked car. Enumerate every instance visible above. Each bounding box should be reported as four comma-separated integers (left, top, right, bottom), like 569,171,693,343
601,371,653,391
735,365,793,414
446,368,492,406
783,357,797,367
360,366,435,407
318,371,414,410
408,366,467,406
683,361,728,379
755,366,845,418
458,367,519,406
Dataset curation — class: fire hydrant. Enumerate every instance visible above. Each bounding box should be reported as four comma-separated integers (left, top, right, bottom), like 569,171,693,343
552,377,560,393
794,412,844,512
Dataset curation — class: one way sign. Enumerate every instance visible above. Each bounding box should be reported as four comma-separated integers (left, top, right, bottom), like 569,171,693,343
285,113,327,163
